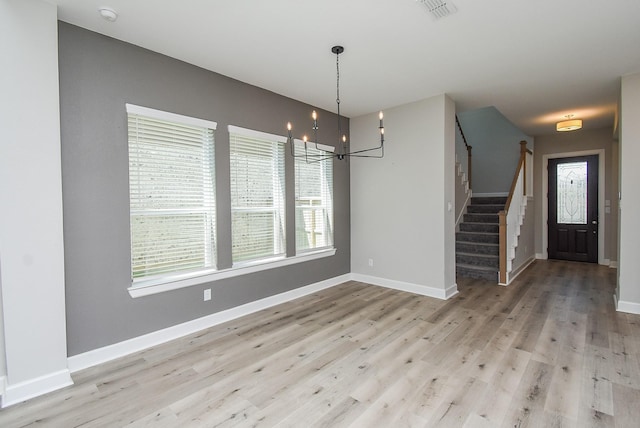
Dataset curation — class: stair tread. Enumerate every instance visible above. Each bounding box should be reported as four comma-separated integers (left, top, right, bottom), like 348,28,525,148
457,231,498,235
457,252,498,259
457,253,500,260
456,263,497,271
466,213,501,216
456,240,498,246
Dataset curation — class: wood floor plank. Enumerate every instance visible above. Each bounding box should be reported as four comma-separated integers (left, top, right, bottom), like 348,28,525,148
1,260,639,428
612,382,640,428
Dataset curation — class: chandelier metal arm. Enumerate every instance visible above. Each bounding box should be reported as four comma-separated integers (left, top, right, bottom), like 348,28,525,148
286,45,386,162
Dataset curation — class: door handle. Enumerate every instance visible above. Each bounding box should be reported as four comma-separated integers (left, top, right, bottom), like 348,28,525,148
592,220,598,225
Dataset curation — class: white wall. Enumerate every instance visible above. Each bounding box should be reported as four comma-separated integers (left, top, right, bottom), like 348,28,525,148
618,72,640,313
350,95,457,299
0,0,72,406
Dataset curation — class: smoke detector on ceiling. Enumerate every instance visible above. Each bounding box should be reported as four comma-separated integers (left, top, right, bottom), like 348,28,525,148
417,0,458,19
98,7,118,22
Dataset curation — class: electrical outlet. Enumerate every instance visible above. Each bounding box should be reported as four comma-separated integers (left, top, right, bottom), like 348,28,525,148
368,258,374,267
204,288,211,301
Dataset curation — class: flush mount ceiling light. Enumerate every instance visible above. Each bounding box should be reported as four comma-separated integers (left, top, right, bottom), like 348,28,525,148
556,114,583,132
287,46,385,162
98,7,118,22
417,0,458,19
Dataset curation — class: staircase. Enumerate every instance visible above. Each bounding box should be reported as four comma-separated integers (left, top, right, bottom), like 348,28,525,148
456,196,506,281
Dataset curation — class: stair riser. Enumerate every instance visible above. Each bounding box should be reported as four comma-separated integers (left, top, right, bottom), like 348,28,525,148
460,223,499,233
456,242,499,255
463,214,499,224
456,232,499,244
467,205,504,214
456,197,506,283
456,266,497,281
471,197,507,205
456,254,499,268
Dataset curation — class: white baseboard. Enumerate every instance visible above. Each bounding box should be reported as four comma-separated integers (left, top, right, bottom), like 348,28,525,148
1,369,72,408
609,261,618,269
68,273,351,373
615,296,640,315
0,375,6,398
68,271,460,378
350,273,458,300
472,192,509,197
536,253,547,260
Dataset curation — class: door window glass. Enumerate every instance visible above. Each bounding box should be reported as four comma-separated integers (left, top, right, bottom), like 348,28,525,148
557,161,587,224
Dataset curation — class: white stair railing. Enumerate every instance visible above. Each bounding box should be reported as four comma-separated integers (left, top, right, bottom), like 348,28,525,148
499,141,532,284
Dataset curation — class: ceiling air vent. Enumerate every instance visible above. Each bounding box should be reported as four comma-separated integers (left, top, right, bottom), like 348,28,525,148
418,0,458,19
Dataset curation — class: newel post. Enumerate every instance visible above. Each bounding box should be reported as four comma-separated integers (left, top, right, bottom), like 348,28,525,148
499,210,507,284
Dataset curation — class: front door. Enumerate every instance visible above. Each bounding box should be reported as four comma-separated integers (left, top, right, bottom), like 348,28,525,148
548,155,598,263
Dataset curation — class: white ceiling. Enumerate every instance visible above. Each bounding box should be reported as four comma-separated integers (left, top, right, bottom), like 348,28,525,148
52,0,640,136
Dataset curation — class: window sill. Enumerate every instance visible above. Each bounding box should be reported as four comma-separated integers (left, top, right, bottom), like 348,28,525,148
128,247,337,298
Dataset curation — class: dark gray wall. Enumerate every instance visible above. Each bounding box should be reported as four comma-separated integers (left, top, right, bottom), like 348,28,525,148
58,23,351,356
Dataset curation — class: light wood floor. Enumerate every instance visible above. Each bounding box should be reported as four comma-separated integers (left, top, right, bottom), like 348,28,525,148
1,260,639,427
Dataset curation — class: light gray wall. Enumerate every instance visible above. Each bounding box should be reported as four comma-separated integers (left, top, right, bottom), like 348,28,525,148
533,127,617,264
457,106,533,194
58,23,351,356
1,0,69,399
0,266,5,383
619,72,640,308
350,95,456,296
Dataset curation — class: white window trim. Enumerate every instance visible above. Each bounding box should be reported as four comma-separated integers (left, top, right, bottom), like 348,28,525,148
126,104,217,130
127,247,336,298
294,141,335,254
127,103,218,284
228,124,287,264
228,125,287,143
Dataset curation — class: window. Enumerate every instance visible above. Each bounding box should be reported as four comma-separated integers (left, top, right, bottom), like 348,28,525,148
556,161,587,224
229,126,286,265
294,142,334,252
127,104,217,282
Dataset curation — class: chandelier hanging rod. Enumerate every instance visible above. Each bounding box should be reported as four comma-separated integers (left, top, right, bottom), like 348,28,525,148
286,45,385,162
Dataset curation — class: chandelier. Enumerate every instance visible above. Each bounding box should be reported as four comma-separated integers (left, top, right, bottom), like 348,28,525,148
287,46,385,162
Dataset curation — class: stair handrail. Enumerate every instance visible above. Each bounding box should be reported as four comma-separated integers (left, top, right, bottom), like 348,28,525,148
455,115,473,189
499,141,533,284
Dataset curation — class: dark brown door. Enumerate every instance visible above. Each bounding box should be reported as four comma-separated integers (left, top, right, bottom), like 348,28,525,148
548,155,598,263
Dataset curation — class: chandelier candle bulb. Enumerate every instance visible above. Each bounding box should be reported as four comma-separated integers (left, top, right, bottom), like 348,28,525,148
285,45,385,161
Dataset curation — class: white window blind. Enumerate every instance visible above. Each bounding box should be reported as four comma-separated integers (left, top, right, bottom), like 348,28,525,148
229,126,286,264
294,142,334,252
127,104,217,282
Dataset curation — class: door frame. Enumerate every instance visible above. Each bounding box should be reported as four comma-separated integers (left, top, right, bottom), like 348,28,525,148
541,149,605,265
